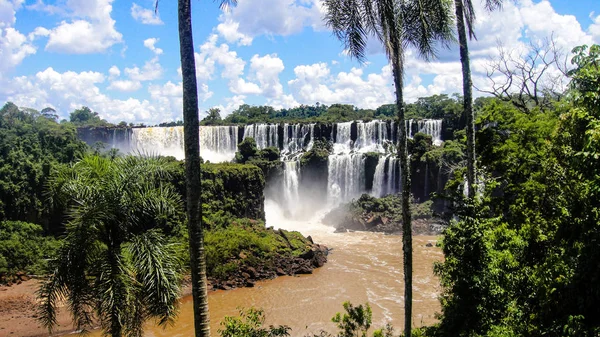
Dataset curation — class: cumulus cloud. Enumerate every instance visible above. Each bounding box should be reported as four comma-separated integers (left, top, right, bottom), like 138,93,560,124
143,38,163,55
0,27,37,77
0,0,23,28
216,19,253,46
589,12,600,43
215,0,325,43
288,63,395,107
40,0,122,54
0,67,189,123
131,3,163,25
0,0,37,77
108,80,141,92
108,65,120,79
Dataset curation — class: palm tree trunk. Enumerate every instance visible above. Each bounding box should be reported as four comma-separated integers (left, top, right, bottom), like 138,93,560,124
455,0,476,199
178,0,210,336
392,53,412,337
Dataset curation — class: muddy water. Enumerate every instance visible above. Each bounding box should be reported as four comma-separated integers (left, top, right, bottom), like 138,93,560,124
89,203,443,336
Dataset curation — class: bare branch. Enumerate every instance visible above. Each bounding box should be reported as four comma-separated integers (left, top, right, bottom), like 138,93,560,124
474,35,572,113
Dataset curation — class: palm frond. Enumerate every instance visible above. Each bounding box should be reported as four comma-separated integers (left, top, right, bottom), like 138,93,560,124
403,0,455,60
217,0,237,11
324,0,369,62
461,0,477,39
127,230,182,327
484,0,503,11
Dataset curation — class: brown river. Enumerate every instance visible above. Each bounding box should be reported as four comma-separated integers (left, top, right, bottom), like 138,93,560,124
88,202,443,336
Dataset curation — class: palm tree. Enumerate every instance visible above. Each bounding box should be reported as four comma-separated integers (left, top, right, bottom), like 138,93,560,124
38,155,184,337
454,0,502,199
323,0,453,335
176,0,235,336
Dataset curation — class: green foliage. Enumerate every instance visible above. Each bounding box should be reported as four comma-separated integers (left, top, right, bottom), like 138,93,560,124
201,162,266,221
434,45,600,337
219,307,291,337
38,155,184,336
0,221,59,277
300,138,333,167
236,137,260,163
202,107,223,126
69,106,112,127
204,219,311,279
332,302,373,337
0,102,86,225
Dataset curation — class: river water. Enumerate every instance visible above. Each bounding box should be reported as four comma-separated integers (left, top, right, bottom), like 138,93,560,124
90,201,443,336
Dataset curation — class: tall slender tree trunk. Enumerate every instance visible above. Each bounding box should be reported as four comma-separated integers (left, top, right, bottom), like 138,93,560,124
178,0,210,336
392,53,412,337
455,0,476,199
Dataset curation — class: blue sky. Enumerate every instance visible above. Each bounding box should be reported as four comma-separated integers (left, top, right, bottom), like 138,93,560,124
0,0,598,123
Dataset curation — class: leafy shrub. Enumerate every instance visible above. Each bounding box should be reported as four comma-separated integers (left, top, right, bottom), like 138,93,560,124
0,221,59,276
219,307,291,337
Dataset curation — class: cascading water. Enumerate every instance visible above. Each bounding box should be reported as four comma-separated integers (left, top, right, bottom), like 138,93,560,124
283,123,314,157
244,124,278,149
372,156,387,198
333,121,353,153
386,157,400,196
327,154,365,205
199,125,239,162
282,160,301,216
355,120,392,153
131,127,185,159
416,120,443,146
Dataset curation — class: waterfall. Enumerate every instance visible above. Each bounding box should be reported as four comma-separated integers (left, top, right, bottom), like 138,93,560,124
131,126,239,162
199,125,239,163
327,154,365,205
111,129,117,149
386,157,400,196
404,119,443,145
244,124,278,149
131,127,185,159
372,156,387,197
283,160,301,216
355,120,391,153
283,123,314,157
334,121,353,153
416,120,443,146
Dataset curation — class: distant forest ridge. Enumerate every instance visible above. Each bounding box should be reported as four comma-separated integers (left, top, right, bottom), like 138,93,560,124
3,93,488,129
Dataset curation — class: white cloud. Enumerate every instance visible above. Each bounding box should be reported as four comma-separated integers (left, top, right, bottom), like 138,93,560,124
0,0,23,28
42,0,122,54
0,27,36,77
214,95,246,115
248,53,285,98
216,0,325,43
108,65,120,79
124,57,163,81
589,12,600,43
108,80,141,92
230,78,262,95
144,37,163,55
288,63,395,107
0,67,188,123
131,3,163,25
216,19,253,46
122,39,164,82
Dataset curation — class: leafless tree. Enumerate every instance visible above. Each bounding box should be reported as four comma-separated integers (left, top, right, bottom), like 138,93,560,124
476,35,570,113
